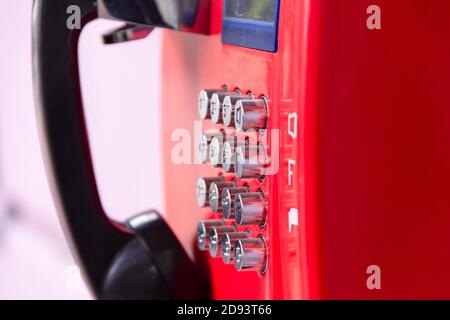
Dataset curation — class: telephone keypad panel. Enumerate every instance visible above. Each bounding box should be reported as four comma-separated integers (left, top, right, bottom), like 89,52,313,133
195,87,269,274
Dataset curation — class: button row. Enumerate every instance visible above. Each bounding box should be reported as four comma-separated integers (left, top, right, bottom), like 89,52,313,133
199,135,267,178
198,88,268,131
197,220,267,273
197,177,266,227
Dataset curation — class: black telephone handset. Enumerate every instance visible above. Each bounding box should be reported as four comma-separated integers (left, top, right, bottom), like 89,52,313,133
32,0,208,299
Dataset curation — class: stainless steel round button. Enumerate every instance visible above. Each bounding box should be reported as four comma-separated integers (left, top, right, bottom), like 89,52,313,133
197,220,224,251
198,134,210,164
209,181,236,213
198,88,227,120
198,90,211,120
208,225,237,257
234,236,267,273
222,140,235,172
198,132,223,164
210,92,229,124
235,98,268,131
234,192,266,226
235,144,265,179
196,176,225,207
209,136,224,167
221,231,250,264
223,94,253,127
221,186,250,219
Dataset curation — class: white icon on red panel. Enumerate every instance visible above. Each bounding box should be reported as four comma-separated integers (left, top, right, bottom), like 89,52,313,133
288,112,297,139
288,208,298,232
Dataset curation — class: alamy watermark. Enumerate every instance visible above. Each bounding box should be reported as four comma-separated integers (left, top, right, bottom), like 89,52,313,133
170,121,280,176
367,5,382,30
366,264,382,290
66,5,81,30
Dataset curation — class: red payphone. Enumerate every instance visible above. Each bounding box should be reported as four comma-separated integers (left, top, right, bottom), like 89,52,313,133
33,0,450,299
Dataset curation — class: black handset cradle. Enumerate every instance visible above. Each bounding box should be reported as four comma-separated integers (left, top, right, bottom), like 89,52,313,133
32,0,208,299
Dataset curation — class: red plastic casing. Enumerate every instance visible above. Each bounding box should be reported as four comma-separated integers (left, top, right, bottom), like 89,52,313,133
160,0,450,299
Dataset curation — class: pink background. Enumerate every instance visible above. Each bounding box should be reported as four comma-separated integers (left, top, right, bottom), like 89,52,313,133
0,0,163,299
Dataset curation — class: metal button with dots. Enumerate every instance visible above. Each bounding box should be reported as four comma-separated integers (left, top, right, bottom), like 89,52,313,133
222,137,238,172
221,231,251,264
209,181,236,213
197,220,224,250
198,88,227,120
222,93,253,127
235,143,266,179
196,176,224,207
196,87,270,274
210,92,230,124
198,132,224,164
208,225,237,257
209,135,225,167
221,186,250,219
235,98,268,131
234,237,267,273
234,192,266,226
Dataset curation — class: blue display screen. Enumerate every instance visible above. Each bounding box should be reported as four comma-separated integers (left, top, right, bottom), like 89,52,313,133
222,0,280,52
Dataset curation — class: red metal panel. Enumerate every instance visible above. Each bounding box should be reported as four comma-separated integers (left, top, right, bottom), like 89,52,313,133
160,0,450,299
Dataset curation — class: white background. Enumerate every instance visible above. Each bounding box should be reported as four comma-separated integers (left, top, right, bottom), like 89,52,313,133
0,0,163,299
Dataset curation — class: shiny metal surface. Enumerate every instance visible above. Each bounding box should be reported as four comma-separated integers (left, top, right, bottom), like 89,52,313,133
235,144,264,179
234,192,266,226
222,137,240,172
208,225,237,257
222,94,253,127
210,92,229,124
209,181,236,213
235,98,268,131
197,219,224,250
198,132,223,164
221,231,251,264
198,89,227,120
98,0,211,34
196,176,224,207
221,186,250,219
209,135,224,167
234,237,267,273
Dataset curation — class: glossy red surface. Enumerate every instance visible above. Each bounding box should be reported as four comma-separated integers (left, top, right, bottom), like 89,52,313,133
160,0,450,299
